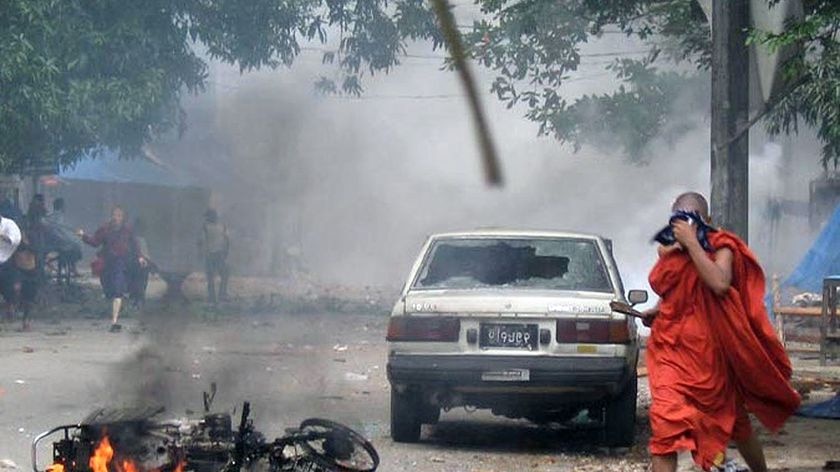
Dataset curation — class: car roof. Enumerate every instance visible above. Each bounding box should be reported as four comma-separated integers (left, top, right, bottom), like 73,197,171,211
428,229,605,241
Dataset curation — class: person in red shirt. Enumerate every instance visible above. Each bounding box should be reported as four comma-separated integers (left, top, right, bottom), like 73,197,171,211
78,207,146,332
643,192,799,472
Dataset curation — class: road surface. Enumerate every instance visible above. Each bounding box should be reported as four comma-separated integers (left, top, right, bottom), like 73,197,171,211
1,311,838,471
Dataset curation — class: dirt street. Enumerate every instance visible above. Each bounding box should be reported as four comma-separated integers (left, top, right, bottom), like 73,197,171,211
1,312,839,472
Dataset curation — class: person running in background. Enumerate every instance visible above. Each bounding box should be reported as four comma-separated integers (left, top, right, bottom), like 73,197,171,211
78,206,146,332
198,209,229,303
1,234,39,331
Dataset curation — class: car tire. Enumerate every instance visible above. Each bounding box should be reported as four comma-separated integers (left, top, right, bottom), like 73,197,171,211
603,370,637,448
390,388,422,443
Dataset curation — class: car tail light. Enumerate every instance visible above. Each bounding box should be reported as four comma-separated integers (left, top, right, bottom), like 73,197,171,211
556,318,631,344
386,317,460,342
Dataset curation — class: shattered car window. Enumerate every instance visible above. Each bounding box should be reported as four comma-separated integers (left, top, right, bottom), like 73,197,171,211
413,238,612,292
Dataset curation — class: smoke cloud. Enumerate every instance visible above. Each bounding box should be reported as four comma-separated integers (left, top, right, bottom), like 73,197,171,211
143,34,826,309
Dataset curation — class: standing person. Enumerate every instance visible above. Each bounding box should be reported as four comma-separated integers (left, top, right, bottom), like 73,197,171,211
198,209,229,303
0,214,22,328
78,206,146,332
644,192,800,472
26,194,48,280
44,197,83,278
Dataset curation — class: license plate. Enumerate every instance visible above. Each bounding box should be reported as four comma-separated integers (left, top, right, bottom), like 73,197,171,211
481,368,530,382
480,323,538,350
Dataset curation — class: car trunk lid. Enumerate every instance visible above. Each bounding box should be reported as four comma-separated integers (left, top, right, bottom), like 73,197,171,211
403,289,615,317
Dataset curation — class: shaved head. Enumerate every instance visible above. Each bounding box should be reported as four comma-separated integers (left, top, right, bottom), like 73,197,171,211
672,192,710,220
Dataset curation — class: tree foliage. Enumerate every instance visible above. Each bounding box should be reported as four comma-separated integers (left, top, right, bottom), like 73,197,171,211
751,0,840,166
0,0,437,172
457,0,711,160
4,0,840,171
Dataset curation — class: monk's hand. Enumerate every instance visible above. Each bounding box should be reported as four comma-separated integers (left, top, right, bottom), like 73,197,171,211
641,308,657,327
672,219,700,250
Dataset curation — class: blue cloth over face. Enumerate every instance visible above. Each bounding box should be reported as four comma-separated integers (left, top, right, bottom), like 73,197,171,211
652,210,718,252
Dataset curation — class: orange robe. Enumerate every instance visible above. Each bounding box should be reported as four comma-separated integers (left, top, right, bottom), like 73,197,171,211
647,230,800,470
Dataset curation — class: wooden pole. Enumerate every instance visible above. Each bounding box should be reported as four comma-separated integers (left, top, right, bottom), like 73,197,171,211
711,0,751,241
772,273,786,346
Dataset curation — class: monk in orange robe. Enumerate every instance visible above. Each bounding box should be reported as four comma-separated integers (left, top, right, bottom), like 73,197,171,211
643,192,800,472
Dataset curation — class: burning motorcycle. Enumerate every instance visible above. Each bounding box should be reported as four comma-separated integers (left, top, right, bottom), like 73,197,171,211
32,390,379,472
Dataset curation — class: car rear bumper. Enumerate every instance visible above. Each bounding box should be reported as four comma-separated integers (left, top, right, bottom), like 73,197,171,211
387,354,632,394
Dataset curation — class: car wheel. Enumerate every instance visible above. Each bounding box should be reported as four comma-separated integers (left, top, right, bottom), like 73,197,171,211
603,370,637,447
390,388,422,443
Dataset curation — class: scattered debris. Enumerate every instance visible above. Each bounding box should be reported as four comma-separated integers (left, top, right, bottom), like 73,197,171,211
14,379,25,385
0,459,18,470
22,346,34,353
333,344,349,352
344,372,369,382
429,457,444,463
191,373,201,380
333,358,347,363
35,399,379,471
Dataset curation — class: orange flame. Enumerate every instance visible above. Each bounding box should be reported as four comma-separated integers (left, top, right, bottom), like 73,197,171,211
80,435,185,472
44,436,187,472
47,464,65,472
89,437,115,472
117,459,139,472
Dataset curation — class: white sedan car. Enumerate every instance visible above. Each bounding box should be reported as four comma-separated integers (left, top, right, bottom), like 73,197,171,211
386,230,645,446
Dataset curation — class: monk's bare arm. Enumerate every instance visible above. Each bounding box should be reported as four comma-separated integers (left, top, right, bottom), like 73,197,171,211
672,219,733,296
686,244,733,296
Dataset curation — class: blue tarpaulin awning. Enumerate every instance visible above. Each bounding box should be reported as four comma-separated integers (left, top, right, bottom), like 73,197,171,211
780,204,840,293
59,149,199,189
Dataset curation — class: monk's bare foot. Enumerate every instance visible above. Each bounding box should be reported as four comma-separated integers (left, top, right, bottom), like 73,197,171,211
651,453,677,472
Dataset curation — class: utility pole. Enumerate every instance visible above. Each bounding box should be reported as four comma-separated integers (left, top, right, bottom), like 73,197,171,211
711,0,751,241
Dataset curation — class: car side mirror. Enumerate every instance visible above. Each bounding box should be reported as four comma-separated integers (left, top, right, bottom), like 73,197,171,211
627,290,648,306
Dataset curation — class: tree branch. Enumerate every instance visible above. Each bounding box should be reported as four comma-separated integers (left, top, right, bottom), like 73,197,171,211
431,0,503,186
714,73,809,153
